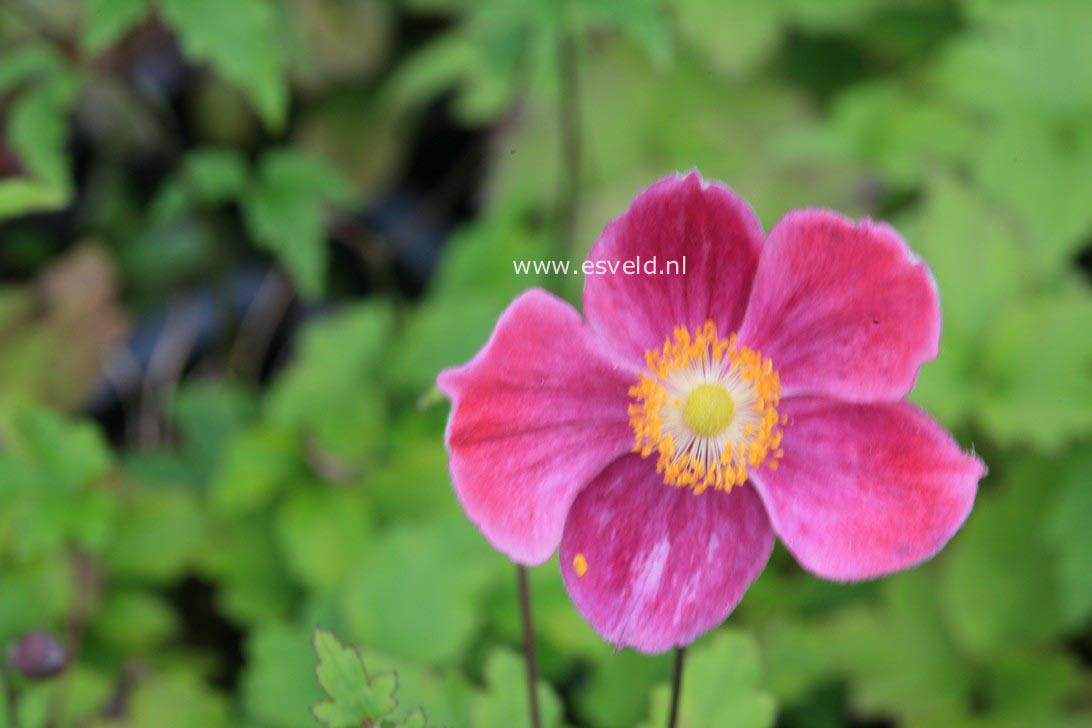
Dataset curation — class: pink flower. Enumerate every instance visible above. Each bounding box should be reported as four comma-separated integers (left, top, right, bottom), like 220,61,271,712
438,173,985,653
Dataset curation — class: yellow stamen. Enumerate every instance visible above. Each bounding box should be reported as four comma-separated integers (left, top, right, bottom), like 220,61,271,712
573,553,588,577
628,321,784,494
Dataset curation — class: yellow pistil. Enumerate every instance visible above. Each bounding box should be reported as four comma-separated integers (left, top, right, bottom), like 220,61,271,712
627,321,784,494
682,383,735,437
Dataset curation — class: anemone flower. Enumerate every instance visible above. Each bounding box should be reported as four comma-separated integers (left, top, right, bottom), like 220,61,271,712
438,172,985,653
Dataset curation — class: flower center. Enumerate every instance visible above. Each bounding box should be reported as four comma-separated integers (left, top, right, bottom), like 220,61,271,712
628,321,785,494
682,384,734,437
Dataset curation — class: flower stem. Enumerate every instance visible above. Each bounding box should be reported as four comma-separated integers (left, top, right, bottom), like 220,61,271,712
667,646,686,728
517,565,543,728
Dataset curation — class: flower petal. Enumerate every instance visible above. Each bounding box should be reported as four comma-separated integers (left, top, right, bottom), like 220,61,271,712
583,172,764,368
559,455,774,652
739,210,940,402
751,397,985,581
438,289,635,565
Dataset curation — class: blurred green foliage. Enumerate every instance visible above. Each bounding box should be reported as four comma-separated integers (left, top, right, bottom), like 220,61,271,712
0,0,1090,726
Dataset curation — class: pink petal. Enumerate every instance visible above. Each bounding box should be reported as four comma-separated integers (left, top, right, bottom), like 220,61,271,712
738,210,940,402
583,172,764,368
438,289,636,566
751,397,985,581
559,455,774,653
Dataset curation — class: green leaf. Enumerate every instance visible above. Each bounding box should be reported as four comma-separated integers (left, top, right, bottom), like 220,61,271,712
904,174,1028,337
978,290,1092,451
576,648,671,728
639,631,776,728
83,0,151,52
275,486,373,589
0,560,70,644
241,149,351,298
758,619,839,704
368,430,457,522
574,0,670,66
970,117,1092,275
312,628,398,727
777,82,976,188
158,0,288,127
935,0,1092,121
103,486,204,582
429,213,550,305
828,570,970,724
904,175,1029,428
92,589,176,652
0,46,65,91
940,460,1069,657
7,70,80,190
10,407,112,489
1043,450,1092,624
0,407,116,557
243,624,325,728
357,648,473,727
986,650,1086,722
197,517,295,625
675,0,781,77
387,213,552,395
268,302,391,458
389,0,563,123
912,172,1030,338
396,709,429,728
388,297,501,395
146,147,246,222
392,19,534,123
909,328,975,432
16,667,112,727
171,381,257,484
9,86,75,181
783,0,881,33
470,649,563,728
122,671,233,728
209,425,301,515
182,147,250,204
394,0,667,123
0,178,69,220
341,518,502,664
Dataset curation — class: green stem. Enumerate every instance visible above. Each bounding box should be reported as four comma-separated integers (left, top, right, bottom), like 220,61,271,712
667,646,685,728
517,565,542,728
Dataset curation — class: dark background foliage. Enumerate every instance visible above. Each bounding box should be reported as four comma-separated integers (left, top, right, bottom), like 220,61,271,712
0,0,1089,726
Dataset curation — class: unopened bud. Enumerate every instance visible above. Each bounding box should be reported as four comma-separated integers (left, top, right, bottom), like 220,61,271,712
8,630,67,680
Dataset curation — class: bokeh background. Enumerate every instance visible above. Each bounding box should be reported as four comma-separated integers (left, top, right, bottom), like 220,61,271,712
1,0,1090,726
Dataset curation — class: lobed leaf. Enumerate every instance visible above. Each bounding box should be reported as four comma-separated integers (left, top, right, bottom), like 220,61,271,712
312,628,398,727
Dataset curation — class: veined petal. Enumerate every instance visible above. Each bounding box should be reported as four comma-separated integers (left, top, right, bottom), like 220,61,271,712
751,397,985,581
739,210,940,402
583,172,764,369
438,289,635,566
559,455,774,653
